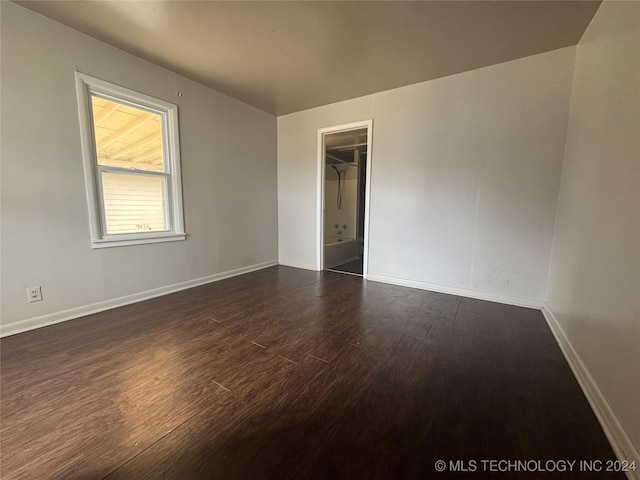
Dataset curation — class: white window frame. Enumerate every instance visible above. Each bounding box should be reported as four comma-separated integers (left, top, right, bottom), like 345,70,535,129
75,72,186,248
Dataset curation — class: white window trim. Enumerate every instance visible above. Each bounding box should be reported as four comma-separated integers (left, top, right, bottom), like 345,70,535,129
74,72,186,248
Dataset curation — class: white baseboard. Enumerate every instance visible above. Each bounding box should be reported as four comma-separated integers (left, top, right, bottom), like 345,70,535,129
325,256,361,269
0,260,278,338
366,273,544,309
278,260,318,271
542,304,640,480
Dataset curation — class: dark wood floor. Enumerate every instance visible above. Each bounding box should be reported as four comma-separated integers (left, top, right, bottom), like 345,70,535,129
0,266,621,479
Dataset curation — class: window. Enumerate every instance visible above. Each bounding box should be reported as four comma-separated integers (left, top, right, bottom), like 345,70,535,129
75,73,185,248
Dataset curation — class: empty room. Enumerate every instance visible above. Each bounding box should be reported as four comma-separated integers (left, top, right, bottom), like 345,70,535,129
1,1,638,479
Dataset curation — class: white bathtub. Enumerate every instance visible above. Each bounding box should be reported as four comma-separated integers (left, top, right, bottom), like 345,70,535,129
324,236,359,268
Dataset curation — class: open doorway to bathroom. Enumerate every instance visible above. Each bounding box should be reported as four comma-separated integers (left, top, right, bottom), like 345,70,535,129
317,121,372,277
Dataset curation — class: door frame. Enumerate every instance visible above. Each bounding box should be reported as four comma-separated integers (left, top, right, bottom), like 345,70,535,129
316,119,373,278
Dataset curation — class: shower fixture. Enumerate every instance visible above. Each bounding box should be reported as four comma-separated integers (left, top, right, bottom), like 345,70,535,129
326,152,356,168
332,165,344,210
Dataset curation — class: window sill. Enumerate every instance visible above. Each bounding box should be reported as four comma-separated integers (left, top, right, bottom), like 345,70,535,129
91,233,186,249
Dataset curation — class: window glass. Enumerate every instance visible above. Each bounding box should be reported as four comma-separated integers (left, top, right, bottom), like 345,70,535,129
75,72,185,248
91,96,165,173
101,172,168,234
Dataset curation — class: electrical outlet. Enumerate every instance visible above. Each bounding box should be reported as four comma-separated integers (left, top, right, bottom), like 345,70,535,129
27,286,42,303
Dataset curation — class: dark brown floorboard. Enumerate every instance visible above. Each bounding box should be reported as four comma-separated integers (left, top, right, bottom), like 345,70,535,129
0,266,621,479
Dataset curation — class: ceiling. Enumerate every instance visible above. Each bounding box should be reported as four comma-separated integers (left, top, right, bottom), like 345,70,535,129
17,1,601,116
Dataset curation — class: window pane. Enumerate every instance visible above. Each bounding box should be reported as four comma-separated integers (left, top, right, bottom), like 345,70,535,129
101,172,168,234
91,96,165,172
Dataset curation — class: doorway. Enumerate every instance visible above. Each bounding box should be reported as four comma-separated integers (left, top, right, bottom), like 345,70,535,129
317,120,372,277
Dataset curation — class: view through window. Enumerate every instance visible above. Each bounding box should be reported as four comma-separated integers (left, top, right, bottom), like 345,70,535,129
91,96,168,234
75,73,185,248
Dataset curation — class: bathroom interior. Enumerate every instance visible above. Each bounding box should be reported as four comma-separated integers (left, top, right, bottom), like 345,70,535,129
324,128,368,276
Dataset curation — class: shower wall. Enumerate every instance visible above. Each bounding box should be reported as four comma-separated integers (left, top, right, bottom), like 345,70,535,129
324,164,358,242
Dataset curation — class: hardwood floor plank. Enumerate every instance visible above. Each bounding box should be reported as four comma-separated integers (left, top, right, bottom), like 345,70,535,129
0,266,623,479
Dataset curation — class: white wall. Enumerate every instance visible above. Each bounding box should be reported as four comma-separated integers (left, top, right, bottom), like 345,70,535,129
278,47,575,302
546,0,640,458
0,3,278,331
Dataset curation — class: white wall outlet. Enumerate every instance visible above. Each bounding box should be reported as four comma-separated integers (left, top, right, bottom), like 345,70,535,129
27,286,42,303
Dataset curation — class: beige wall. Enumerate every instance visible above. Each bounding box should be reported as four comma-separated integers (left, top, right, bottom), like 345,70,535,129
278,47,575,302
0,3,278,330
546,0,640,455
